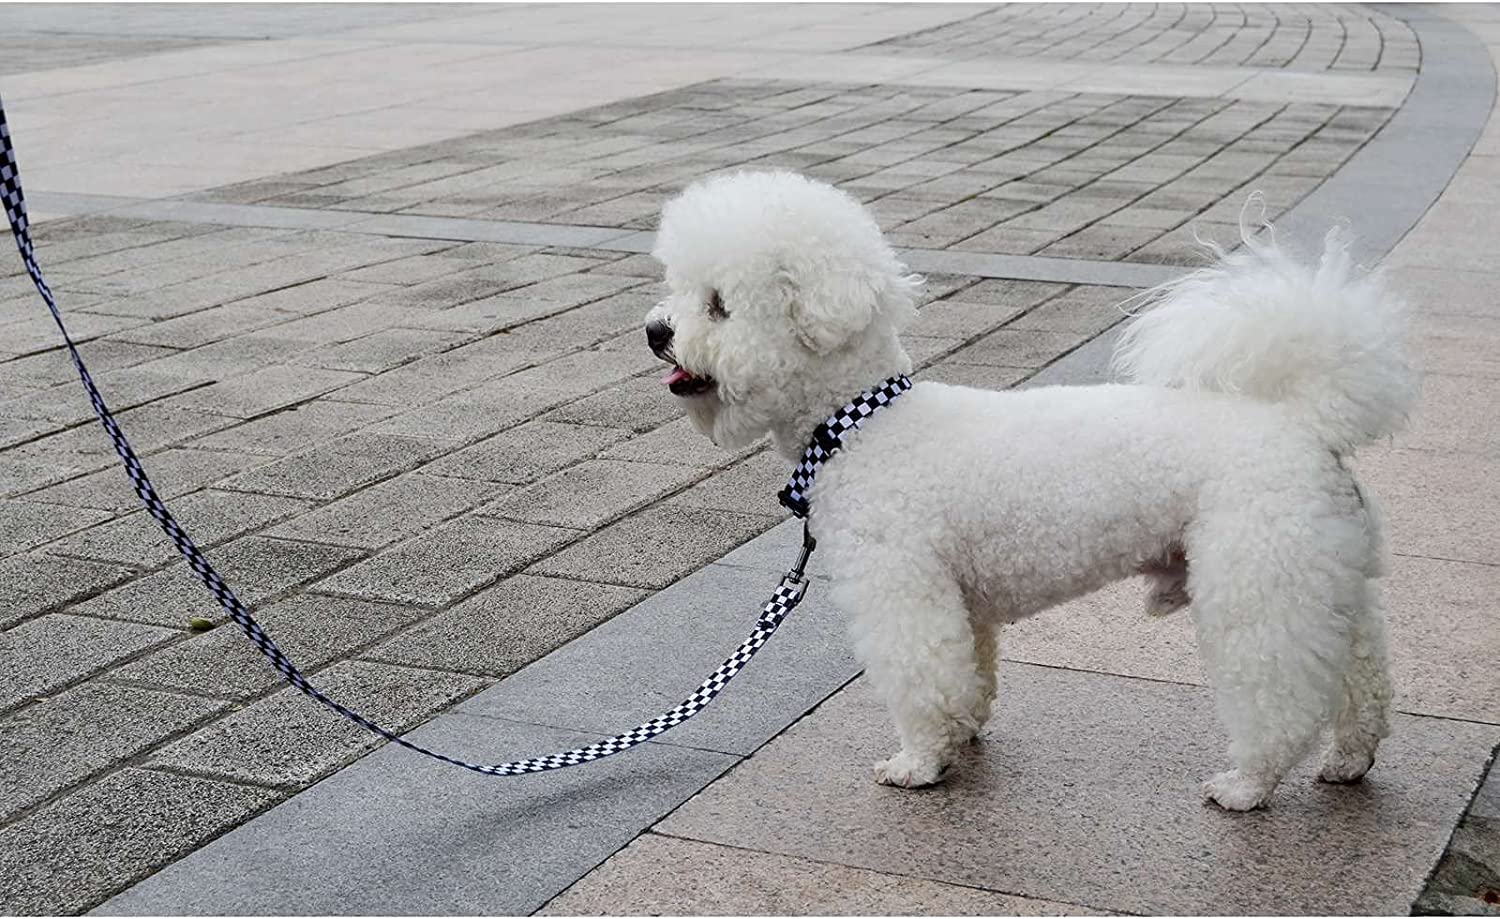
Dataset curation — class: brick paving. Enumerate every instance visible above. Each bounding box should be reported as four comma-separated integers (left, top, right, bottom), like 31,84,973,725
201,79,1392,265
5,1,1497,914
862,2,1421,73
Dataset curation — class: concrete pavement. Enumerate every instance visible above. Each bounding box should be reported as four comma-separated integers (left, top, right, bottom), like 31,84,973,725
1,3,1497,915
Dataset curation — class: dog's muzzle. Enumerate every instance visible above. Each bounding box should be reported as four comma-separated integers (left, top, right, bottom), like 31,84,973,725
645,318,715,396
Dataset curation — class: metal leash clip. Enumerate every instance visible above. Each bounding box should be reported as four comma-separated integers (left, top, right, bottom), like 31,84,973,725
787,522,817,585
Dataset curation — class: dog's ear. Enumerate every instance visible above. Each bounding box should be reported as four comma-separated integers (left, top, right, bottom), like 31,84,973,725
787,273,878,354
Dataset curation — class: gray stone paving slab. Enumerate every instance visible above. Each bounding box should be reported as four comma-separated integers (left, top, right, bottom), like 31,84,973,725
14,404,238,468
44,489,311,567
1,366,205,425
708,515,825,577
67,535,364,630
455,346,661,413
264,472,501,551
0,339,177,393
0,414,60,450
912,294,1051,340
476,458,703,530
0,613,177,713
0,682,226,823
542,832,1103,917
363,387,568,445
665,450,786,518
902,246,1181,286
0,499,113,554
187,399,401,456
912,359,1044,389
156,364,364,419
457,562,854,757
540,375,683,433
346,212,634,248
1414,809,1500,916
420,420,632,484
229,302,418,349
22,446,270,511
598,417,757,469
658,668,1500,916
527,504,779,590
111,198,364,232
149,660,486,788
218,432,448,501
3,311,148,355
3,767,281,917
326,339,545,408
112,593,428,701
95,716,735,916
107,303,288,349
366,574,649,679
0,551,133,630
1008,282,1134,334
486,273,645,314
946,327,1092,368
229,277,396,315
1358,447,1500,567
1024,322,1124,388
121,334,318,384
292,327,470,374
313,515,578,607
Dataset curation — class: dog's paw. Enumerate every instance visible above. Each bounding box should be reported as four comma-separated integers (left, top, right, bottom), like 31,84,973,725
1144,588,1190,617
1318,747,1375,784
1201,770,1273,812
873,752,947,789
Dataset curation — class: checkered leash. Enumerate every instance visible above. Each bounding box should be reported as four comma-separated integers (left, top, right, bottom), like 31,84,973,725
0,94,859,776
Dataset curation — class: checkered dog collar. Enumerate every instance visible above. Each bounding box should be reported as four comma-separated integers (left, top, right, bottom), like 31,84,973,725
778,374,914,518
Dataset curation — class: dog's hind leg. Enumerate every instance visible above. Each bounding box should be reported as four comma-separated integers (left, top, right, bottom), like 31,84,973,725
968,617,1000,740
1187,505,1362,811
1142,545,1190,617
1319,577,1392,783
845,569,987,789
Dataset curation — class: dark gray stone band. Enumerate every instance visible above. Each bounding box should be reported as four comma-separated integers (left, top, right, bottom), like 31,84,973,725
1281,4,1496,265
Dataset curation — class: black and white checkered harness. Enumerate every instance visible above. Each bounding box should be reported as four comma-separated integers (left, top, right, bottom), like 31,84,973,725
778,375,913,518
0,95,900,777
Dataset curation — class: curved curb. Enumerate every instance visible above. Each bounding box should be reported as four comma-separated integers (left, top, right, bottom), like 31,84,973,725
1032,6,1497,390
1280,4,1497,265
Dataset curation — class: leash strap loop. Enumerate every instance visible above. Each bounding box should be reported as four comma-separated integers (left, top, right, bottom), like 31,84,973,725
0,94,809,777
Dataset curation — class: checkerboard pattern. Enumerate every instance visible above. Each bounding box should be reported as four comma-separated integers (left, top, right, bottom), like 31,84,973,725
779,374,914,518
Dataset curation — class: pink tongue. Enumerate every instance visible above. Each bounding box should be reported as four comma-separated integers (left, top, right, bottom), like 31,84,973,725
661,367,692,386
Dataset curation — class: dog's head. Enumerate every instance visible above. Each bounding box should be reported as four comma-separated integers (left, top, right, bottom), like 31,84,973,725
646,171,919,450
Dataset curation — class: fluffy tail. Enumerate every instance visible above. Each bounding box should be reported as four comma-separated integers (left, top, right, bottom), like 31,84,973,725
1113,225,1418,452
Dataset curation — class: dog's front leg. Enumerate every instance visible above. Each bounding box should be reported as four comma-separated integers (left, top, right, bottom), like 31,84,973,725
849,575,989,789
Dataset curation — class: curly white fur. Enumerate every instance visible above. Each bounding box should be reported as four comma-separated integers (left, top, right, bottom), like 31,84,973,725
1114,226,1417,451
646,171,1417,811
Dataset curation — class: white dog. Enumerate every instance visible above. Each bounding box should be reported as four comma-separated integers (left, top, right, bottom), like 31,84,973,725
644,170,1417,811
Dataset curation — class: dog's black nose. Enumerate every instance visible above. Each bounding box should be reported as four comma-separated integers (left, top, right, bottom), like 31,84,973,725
645,319,673,356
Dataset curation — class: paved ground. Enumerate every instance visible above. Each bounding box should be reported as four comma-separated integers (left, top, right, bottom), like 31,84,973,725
1,3,1497,916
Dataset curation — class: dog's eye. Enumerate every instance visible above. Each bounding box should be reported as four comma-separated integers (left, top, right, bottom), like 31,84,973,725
706,290,728,321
